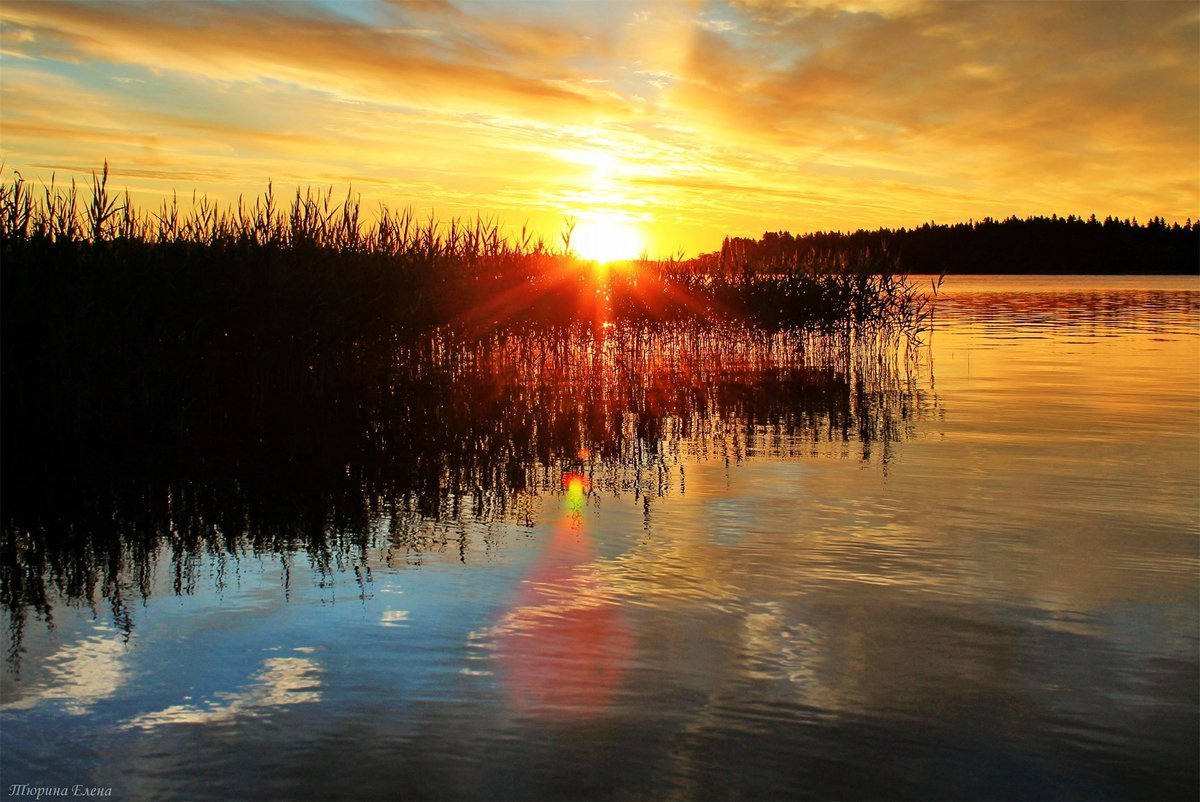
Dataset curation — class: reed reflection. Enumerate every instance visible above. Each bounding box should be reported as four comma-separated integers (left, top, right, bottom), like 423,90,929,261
1,323,926,663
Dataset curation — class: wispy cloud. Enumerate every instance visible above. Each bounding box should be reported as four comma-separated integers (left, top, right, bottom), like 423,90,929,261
122,656,322,731
2,626,128,715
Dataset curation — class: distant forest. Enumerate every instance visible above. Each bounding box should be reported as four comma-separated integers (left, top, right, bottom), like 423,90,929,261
692,215,1198,275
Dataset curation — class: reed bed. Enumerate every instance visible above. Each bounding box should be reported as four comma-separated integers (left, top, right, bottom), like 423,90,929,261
1,166,932,662
1,165,931,341
1,167,930,509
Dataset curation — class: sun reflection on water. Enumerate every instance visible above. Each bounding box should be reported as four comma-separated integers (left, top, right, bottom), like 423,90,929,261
489,472,632,719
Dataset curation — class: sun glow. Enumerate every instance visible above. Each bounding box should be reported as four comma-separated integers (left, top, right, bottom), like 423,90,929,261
571,217,645,264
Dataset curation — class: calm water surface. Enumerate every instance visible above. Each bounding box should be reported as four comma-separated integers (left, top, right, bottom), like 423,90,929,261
2,276,1197,801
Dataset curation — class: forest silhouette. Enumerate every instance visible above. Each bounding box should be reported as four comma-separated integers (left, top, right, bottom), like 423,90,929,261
697,215,1197,276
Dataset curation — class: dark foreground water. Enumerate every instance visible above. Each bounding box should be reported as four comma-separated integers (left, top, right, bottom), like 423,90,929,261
2,276,1197,801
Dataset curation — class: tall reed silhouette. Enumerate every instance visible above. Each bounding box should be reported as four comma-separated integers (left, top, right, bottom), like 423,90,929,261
1,165,935,665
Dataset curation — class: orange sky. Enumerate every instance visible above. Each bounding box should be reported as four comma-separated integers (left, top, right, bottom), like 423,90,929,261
1,0,1197,257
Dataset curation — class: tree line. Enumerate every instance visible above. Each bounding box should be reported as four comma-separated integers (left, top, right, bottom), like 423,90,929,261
693,215,1198,275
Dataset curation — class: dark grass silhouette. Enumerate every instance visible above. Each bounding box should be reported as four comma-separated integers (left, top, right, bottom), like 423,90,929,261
0,165,930,664
0,165,932,341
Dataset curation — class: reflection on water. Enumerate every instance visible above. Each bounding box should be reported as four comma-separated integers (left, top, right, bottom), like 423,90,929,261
2,322,922,650
2,625,128,715
122,656,322,731
489,475,633,719
2,278,1198,801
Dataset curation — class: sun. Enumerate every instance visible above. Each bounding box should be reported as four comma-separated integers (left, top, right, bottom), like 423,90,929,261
571,217,645,264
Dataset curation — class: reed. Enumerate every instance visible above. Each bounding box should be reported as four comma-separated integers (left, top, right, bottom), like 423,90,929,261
0,165,934,664
0,165,931,341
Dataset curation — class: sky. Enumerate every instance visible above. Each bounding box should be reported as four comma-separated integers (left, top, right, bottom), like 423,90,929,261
1,0,1197,257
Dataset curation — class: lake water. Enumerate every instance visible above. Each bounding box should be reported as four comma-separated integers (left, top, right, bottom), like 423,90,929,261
2,275,1197,801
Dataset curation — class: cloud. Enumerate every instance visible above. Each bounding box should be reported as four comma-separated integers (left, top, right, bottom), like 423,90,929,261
0,0,1195,252
2,626,128,715
663,0,1199,225
122,655,322,730
0,1,623,119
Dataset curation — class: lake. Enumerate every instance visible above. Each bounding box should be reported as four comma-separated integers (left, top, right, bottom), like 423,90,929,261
2,275,1197,801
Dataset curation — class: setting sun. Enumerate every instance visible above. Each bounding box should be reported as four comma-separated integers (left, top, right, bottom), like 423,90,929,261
571,217,645,264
